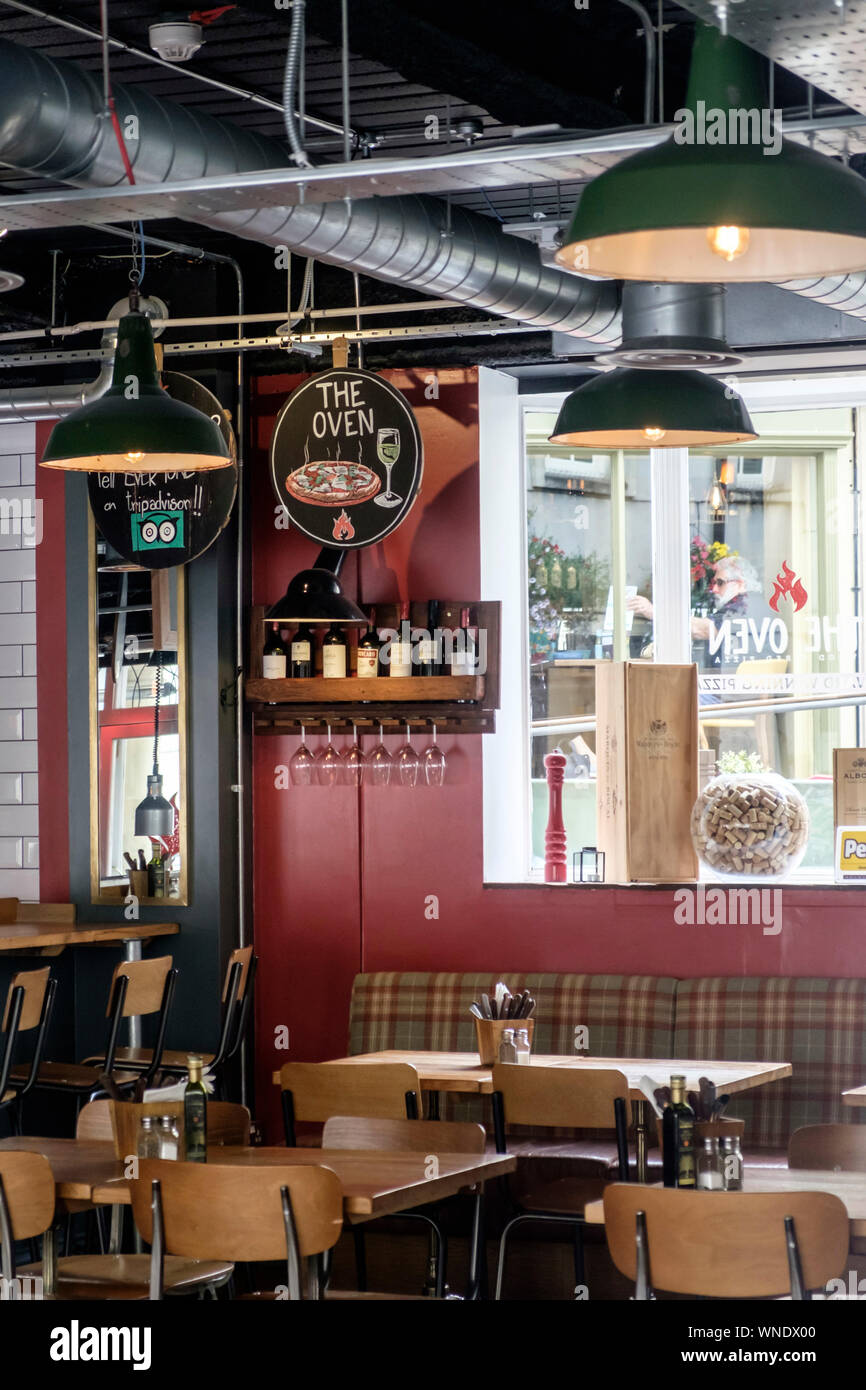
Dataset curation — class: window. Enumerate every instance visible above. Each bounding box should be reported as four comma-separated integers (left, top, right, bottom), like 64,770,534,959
482,372,865,884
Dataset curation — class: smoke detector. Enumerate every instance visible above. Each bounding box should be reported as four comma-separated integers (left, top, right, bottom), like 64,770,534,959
149,18,204,62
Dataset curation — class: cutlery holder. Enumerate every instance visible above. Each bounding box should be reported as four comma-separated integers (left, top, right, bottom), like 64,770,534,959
128,870,149,900
475,1017,535,1065
654,1115,745,1145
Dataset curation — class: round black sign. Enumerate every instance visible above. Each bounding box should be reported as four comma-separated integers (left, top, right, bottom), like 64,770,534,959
87,373,238,568
269,368,423,549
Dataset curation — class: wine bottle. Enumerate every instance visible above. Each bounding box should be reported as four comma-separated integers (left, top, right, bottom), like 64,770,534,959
262,623,288,679
390,601,412,678
322,624,348,678
357,610,381,679
416,600,439,677
669,1074,696,1188
184,1055,208,1163
450,606,472,676
290,624,314,679
148,845,165,898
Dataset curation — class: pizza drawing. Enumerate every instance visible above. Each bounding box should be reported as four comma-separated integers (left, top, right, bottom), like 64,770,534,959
284,460,381,507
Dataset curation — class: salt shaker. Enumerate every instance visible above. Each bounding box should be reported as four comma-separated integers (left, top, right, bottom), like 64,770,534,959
515,1028,531,1065
498,1028,517,1064
721,1134,743,1191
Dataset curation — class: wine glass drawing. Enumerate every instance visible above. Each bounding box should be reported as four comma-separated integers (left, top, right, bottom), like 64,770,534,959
396,723,420,788
315,724,343,788
367,723,393,787
289,725,315,786
342,723,365,787
373,427,402,508
423,723,447,787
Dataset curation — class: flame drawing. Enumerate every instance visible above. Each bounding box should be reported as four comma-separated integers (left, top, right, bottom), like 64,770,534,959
769,561,808,613
332,509,355,541
303,435,310,465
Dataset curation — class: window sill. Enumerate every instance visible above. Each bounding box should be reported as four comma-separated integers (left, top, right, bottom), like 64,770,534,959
485,870,861,891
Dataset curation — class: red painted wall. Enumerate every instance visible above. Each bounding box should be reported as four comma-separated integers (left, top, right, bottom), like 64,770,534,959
250,366,866,1137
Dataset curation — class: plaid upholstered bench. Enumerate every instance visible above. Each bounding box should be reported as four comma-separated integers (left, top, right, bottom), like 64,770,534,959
347,971,866,1171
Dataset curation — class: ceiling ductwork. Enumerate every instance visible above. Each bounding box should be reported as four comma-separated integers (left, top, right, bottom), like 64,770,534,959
595,283,743,369
0,37,620,346
0,294,167,422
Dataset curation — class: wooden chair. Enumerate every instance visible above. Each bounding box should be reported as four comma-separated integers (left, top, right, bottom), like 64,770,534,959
0,967,56,1133
789,1123,866,1256
322,1116,487,1298
490,1063,631,1301
279,1062,423,1146
86,948,257,1099
14,956,177,1101
603,1184,849,1299
131,1159,342,1300
1,1149,232,1301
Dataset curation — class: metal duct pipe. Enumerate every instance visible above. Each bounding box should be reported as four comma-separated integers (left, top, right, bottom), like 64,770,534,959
0,37,620,344
775,272,866,322
0,293,166,421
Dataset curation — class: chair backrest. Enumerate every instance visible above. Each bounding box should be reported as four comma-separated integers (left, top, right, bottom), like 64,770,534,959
789,1123,866,1172
0,1151,56,1244
322,1116,486,1153
2,968,51,1033
603,1184,849,1298
491,1064,631,1130
0,898,17,925
109,1100,250,1159
131,1159,344,1261
13,903,75,924
223,947,254,1004
76,1099,115,1142
279,1062,423,1145
108,957,173,1019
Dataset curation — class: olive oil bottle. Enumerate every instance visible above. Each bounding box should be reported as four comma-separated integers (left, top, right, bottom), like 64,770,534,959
184,1054,208,1162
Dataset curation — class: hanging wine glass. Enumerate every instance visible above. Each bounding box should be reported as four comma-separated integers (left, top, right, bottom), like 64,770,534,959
396,722,420,788
342,723,366,787
315,724,343,788
289,724,315,786
422,723,447,787
367,723,393,787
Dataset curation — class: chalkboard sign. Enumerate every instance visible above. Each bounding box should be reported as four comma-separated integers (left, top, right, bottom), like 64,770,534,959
270,368,423,549
87,373,238,568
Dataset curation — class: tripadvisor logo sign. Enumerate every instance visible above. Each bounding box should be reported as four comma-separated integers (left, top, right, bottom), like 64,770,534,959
673,100,782,156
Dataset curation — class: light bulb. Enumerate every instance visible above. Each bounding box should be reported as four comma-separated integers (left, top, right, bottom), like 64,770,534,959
643,427,666,443
708,483,726,511
707,225,750,263
124,451,146,463
0,228,7,240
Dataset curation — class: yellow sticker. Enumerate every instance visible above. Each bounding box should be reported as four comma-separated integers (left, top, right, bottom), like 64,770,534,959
836,827,866,879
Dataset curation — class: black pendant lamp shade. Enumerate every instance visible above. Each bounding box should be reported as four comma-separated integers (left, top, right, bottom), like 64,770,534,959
41,301,232,473
549,367,757,450
556,23,866,283
134,660,174,839
266,567,368,625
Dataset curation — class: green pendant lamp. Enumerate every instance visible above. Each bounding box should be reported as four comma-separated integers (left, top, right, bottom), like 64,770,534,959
556,22,866,282
548,366,756,449
41,283,232,473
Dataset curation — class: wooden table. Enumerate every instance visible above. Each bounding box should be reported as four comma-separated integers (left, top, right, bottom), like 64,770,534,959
842,1084,866,1107
0,1133,514,1222
0,921,179,957
305,1051,792,1181
584,1167,866,1240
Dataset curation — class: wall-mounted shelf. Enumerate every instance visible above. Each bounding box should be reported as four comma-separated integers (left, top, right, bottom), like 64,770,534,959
246,602,500,734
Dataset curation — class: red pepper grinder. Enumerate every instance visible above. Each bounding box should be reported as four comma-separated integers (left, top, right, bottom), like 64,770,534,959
544,750,568,883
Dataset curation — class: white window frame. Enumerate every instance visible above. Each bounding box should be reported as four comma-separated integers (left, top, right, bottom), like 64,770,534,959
482,370,866,885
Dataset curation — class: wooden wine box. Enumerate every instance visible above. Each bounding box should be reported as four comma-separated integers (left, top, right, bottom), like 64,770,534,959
833,749,866,832
595,662,699,883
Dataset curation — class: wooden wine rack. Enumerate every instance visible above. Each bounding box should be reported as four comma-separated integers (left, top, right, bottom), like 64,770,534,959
245,602,500,734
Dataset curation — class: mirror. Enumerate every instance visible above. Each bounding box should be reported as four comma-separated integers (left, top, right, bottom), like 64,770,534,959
89,517,188,904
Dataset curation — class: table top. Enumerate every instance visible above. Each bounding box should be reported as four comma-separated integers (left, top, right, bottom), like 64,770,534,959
0,921,179,952
0,1137,515,1223
304,1051,792,1099
584,1167,866,1237
842,1084,866,1107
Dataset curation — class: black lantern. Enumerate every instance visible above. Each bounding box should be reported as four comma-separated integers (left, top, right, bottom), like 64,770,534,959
574,846,605,884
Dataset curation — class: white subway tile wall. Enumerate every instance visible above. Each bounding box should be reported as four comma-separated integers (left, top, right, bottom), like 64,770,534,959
0,424,38,900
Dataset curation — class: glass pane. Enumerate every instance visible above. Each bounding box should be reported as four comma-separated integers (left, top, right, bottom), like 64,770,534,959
525,410,613,873
688,405,858,875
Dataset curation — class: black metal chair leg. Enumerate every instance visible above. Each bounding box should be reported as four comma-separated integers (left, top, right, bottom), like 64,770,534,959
573,1222,585,1294
352,1227,367,1291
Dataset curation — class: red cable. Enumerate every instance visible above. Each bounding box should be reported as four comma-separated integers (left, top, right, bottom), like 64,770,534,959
190,5,236,23
107,94,136,185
